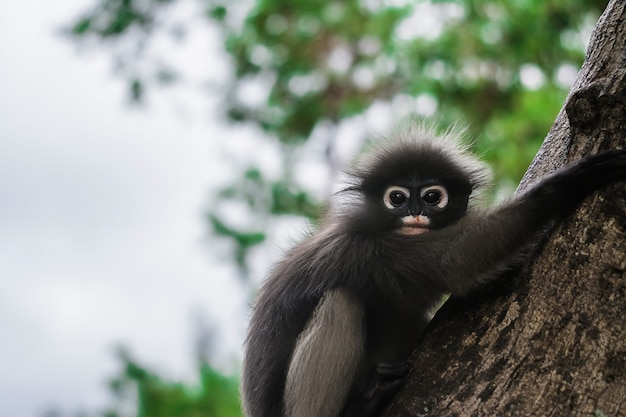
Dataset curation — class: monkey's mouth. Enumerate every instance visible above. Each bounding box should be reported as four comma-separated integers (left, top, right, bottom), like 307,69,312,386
400,215,430,235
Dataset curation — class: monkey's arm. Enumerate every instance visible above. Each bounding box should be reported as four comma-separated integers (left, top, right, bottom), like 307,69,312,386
284,288,365,417
435,150,626,294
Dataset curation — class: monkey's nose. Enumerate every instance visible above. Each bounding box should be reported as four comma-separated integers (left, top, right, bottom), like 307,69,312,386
408,204,422,216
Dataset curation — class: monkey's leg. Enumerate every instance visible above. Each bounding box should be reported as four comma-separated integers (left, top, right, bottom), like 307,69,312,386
284,289,365,417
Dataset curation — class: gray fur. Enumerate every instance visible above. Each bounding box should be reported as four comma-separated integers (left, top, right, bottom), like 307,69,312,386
284,289,364,417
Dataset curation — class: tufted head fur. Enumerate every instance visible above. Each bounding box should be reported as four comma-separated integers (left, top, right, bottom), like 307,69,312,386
337,124,493,234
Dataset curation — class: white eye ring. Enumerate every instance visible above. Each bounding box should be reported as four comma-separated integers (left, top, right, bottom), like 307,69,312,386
420,185,448,209
383,186,410,209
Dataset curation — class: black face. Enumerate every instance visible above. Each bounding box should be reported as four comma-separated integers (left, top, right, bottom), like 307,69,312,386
350,141,483,235
379,176,469,234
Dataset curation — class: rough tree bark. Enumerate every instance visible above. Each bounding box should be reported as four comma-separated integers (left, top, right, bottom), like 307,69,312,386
384,1,626,416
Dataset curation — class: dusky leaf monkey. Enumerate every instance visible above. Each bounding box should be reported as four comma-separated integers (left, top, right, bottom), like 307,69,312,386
242,125,626,417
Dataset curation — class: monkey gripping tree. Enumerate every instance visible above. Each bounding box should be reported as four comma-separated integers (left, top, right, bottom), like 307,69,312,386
382,1,626,415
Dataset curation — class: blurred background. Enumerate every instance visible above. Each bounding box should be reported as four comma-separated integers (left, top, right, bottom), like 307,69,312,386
0,0,606,416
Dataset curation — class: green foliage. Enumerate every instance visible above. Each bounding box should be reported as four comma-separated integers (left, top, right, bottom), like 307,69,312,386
69,0,180,37
209,214,266,271
207,165,321,272
219,0,410,142
65,0,606,271
101,349,242,417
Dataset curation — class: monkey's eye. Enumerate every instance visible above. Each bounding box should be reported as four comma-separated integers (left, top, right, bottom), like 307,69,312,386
383,186,410,209
390,192,407,205
420,185,449,209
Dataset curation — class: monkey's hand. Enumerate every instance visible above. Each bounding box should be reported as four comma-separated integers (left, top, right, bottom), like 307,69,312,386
343,362,409,417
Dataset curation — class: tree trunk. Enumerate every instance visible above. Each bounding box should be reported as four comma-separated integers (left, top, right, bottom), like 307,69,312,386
383,1,626,416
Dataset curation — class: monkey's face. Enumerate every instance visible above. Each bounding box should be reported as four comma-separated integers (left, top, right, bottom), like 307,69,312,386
351,141,484,235
383,183,449,235
380,175,470,234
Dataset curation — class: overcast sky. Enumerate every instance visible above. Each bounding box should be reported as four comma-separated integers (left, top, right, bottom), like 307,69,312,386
0,2,260,416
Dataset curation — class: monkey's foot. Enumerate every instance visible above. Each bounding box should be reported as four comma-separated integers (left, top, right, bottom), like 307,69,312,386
359,362,409,417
